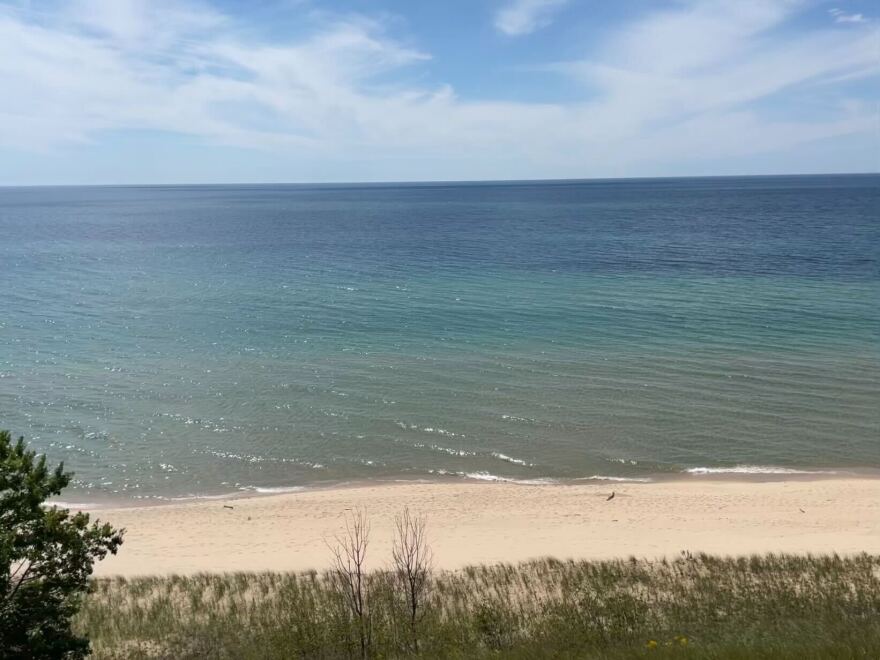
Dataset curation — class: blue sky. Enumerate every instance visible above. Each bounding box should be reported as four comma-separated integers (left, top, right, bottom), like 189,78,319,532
0,0,877,184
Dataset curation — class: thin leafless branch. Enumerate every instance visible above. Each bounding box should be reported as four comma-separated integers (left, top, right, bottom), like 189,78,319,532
392,507,432,652
327,508,371,659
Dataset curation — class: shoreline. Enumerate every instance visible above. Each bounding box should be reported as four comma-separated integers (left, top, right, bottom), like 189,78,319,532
55,466,880,511
83,475,880,577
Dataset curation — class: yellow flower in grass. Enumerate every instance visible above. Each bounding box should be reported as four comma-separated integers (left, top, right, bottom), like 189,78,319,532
645,640,658,649
675,635,689,646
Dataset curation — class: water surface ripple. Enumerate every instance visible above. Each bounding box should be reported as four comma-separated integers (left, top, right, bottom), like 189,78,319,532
1,175,877,500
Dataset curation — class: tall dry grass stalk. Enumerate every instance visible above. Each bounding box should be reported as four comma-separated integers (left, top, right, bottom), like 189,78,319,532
76,525,880,659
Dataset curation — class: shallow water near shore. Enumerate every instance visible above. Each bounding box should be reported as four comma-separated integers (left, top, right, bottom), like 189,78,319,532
2,175,878,501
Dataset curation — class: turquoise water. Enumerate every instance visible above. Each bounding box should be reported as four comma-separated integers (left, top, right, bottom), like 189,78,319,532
1,175,878,501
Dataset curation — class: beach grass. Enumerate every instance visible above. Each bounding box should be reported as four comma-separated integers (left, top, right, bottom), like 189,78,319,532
77,552,880,658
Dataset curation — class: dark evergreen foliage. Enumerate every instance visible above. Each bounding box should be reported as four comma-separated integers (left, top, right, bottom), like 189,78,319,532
1,430,124,659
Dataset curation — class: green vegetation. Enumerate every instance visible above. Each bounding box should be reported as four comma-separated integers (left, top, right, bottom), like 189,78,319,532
0,430,124,659
3,431,876,658
78,553,879,659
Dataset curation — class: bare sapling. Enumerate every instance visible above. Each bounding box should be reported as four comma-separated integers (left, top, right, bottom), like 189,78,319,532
392,507,433,652
328,508,372,659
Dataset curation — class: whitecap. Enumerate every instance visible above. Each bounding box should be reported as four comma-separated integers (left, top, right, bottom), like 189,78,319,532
240,485,305,494
575,475,652,483
684,466,833,475
461,472,555,485
157,493,235,502
463,471,510,482
490,452,535,467
44,501,98,510
203,449,324,469
412,442,477,457
499,414,535,423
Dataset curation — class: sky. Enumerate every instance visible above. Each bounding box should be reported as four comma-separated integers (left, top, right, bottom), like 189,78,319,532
0,0,877,184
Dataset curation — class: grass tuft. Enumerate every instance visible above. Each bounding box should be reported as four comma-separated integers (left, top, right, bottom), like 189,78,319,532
77,553,880,658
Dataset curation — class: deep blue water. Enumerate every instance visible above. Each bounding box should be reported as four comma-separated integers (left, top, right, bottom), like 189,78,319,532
1,175,878,501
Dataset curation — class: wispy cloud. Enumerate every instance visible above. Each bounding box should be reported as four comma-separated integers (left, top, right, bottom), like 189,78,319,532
64,0,226,43
0,1,429,151
494,0,568,36
555,1,878,137
829,8,868,24
0,0,877,181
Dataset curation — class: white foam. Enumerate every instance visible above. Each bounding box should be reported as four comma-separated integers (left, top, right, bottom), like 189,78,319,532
413,442,477,458
462,471,555,485
205,449,324,469
412,443,533,467
397,422,463,438
165,493,237,501
243,485,306,494
576,475,652,483
124,492,235,503
44,501,98,510
463,471,509,482
685,466,833,475
500,414,535,423
490,452,535,467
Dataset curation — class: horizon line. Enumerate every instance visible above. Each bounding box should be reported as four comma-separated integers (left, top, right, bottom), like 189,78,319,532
1,171,877,189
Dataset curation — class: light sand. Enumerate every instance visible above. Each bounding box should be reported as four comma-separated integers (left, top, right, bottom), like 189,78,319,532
87,477,880,576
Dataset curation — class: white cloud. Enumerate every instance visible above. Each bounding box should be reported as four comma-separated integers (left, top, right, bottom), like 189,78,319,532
555,1,879,140
0,0,877,181
64,0,226,43
494,0,568,36
829,8,868,24
0,4,430,151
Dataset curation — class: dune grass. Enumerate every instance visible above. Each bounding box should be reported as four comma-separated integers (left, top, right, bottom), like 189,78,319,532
76,553,880,658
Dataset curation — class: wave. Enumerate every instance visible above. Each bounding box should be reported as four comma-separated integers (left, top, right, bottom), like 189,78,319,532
158,412,244,434
131,492,239,502
239,485,305,494
203,449,325,470
429,469,555,485
118,487,307,503
411,442,477,458
408,442,535,468
490,452,535,467
607,458,639,466
463,471,510,482
395,421,464,438
44,500,99,510
499,414,539,425
48,440,100,458
684,465,835,475
575,475,652,483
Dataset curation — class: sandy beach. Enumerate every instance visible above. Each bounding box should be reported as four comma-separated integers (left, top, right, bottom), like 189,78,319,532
84,476,880,576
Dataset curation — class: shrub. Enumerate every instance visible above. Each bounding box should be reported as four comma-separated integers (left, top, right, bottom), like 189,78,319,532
0,430,124,659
